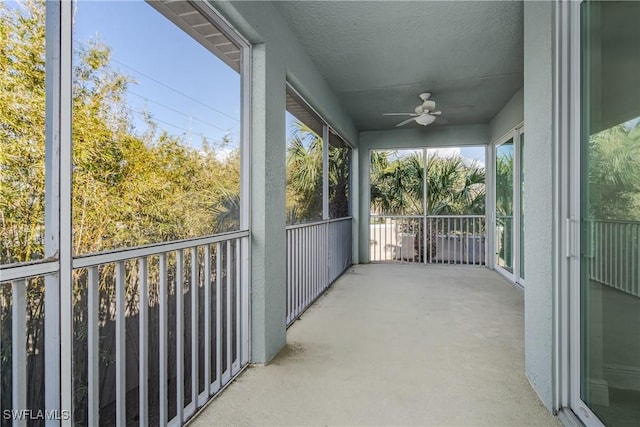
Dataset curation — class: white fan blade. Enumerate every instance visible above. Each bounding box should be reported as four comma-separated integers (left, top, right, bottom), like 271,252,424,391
430,110,442,115
396,117,416,127
382,113,418,116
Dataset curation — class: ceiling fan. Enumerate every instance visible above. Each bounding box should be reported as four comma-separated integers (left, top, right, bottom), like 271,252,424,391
382,92,444,127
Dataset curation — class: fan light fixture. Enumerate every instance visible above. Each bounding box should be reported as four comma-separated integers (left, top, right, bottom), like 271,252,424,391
381,92,443,127
415,114,436,126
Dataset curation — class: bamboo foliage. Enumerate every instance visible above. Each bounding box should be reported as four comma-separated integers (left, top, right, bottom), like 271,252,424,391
1,0,243,421
0,0,241,264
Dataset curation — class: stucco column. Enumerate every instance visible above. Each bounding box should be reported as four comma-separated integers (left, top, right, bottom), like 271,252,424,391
524,0,555,410
250,44,287,363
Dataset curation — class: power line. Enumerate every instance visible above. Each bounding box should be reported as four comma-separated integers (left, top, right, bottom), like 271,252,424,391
130,108,238,147
73,40,240,123
128,90,239,136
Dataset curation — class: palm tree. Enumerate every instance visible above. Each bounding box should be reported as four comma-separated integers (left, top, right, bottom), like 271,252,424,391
370,150,486,261
370,151,485,215
286,119,323,224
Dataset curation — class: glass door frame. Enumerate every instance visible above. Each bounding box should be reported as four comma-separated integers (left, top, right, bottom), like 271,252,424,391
492,125,524,287
558,1,605,425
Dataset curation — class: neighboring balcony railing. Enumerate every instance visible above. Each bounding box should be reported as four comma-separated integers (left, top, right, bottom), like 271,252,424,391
286,217,353,326
587,219,640,298
0,230,250,426
370,215,486,265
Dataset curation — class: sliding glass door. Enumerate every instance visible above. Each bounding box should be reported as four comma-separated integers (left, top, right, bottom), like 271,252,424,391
496,139,514,275
579,1,640,425
494,128,524,284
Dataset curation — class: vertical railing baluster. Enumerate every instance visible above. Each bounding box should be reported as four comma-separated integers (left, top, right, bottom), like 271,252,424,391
236,240,241,370
635,225,639,296
625,224,629,293
473,218,477,264
215,242,222,390
295,228,299,316
294,229,298,317
309,226,313,300
465,217,469,264
597,222,601,282
452,218,456,264
12,279,27,427
440,219,444,264
302,228,306,307
429,217,433,263
611,222,615,287
204,245,211,396
313,225,317,298
308,227,311,303
241,236,250,365
139,258,149,425
412,220,416,263
286,230,291,323
378,219,381,261
312,226,315,299
613,224,617,290
191,247,198,408
313,225,316,297
176,250,184,422
88,266,99,426
447,217,451,264
306,227,309,304
159,254,168,426
226,241,232,379
115,262,126,427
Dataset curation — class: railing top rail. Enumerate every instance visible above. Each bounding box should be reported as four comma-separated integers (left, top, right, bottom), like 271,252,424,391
326,216,353,224
370,214,423,219
426,215,486,219
0,260,60,282
370,214,486,219
285,216,352,231
72,230,250,269
587,218,640,226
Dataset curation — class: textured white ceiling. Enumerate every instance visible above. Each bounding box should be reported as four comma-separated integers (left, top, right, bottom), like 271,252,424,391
273,1,524,131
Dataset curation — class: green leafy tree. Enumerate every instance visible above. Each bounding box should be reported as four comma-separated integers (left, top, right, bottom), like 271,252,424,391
588,123,640,221
1,0,242,421
0,0,47,264
370,151,485,216
286,120,323,223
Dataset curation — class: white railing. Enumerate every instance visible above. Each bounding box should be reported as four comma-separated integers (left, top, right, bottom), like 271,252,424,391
286,217,352,326
370,215,486,265
0,230,250,426
587,219,640,298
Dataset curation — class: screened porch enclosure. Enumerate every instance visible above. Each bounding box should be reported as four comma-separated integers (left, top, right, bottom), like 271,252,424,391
5,1,640,427
368,148,488,266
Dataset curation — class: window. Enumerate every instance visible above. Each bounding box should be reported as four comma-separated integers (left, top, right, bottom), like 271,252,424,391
1,1,47,265
285,87,324,224
328,131,351,218
495,139,514,273
580,1,640,424
72,0,242,256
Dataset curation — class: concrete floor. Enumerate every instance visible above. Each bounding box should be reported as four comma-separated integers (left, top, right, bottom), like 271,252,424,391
190,264,559,426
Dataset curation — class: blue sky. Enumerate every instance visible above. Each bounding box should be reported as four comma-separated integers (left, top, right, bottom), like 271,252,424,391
72,1,487,167
73,0,241,151
384,147,486,168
